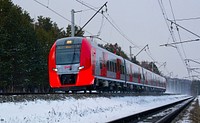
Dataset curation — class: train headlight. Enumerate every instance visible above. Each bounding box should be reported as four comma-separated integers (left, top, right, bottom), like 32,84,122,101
52,68,58,72
78,66,84,70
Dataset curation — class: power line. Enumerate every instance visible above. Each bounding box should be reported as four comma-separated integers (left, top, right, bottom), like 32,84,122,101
33,0,118,46
76,2,108,35
33,0,71,22
160,39,200,46
75,0,99,12
158,0,191,78
105,13,140,48
33,0,94,36
97,14,105,36
169,0,189,74
175,17,200,21
75,0,139,48
168,19,200,38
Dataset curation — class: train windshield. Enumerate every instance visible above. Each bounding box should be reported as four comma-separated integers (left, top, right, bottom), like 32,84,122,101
56,44,81,65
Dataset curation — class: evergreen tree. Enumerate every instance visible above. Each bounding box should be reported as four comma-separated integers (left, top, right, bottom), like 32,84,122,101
99,43,129,60
0,0,40,92
66,24,84,37
0,0,85,93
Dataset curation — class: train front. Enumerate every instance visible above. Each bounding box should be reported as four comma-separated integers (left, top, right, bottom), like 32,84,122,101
48,37,94,90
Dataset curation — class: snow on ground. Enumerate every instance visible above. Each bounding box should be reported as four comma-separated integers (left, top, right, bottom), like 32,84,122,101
0,95,190,123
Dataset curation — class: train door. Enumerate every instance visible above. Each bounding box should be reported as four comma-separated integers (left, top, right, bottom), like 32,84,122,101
138,67,141,83
91,47,96,75
141,68,145,84
100,52,107,77
130,63,133,82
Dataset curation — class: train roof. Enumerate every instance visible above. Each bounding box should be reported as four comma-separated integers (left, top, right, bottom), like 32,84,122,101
55,37,84,45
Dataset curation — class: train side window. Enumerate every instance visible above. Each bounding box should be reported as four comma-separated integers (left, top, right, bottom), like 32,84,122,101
119,65,121,73
122,65,125,74
120,65,124,74
111,61,113,72
114,63,117,72
121,65,123,74
107,61,109,71
111,62,113,72
100,62,102,69
112,62,114,72
109,61,111,72
113,62,115,72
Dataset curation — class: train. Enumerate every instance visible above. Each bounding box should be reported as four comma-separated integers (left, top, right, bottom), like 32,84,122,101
48,37,166,93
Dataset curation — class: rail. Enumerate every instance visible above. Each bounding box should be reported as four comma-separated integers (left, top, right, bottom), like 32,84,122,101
108,97,194,123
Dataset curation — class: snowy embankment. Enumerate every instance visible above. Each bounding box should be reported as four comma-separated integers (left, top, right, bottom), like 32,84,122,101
0,95,190,123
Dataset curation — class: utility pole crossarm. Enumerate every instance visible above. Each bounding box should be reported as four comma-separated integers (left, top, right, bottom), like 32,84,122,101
167,19,200,39
135,44,148,57
185,59,200,65
76,2,108,36
160,39,200,46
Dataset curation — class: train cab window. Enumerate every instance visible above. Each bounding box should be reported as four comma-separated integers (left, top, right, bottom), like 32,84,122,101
56,44,80,65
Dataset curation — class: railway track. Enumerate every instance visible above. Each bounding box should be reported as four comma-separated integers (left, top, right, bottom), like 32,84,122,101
108,97,194,123
0,92,173,103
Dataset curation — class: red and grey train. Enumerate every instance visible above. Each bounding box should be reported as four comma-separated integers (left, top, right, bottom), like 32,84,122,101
48,37,166,93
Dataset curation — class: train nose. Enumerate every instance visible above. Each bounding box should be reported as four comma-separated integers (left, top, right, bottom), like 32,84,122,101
60,74,77,85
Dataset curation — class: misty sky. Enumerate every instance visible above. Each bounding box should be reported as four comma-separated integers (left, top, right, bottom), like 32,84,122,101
11,0,200,79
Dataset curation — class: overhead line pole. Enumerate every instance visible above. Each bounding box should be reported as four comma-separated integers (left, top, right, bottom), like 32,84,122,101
71,9,75,37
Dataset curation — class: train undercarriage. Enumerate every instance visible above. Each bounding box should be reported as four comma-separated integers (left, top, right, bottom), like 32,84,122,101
53,78,165,94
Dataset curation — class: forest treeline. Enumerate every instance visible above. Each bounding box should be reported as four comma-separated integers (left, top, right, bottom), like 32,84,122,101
0,0,72,92
0,0,160,93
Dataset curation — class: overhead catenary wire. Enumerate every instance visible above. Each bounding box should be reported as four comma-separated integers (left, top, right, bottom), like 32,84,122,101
168,0,191,77
33,0,117,46
76,0,163,71
158,0,192,79
175,17,200,22
34,0,170,76
169,0,187,59
97,14,105,36
33,0,71,22
75,0,139,48
33,0,93,35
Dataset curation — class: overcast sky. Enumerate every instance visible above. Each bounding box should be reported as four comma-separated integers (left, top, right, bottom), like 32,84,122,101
12,0,200,79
